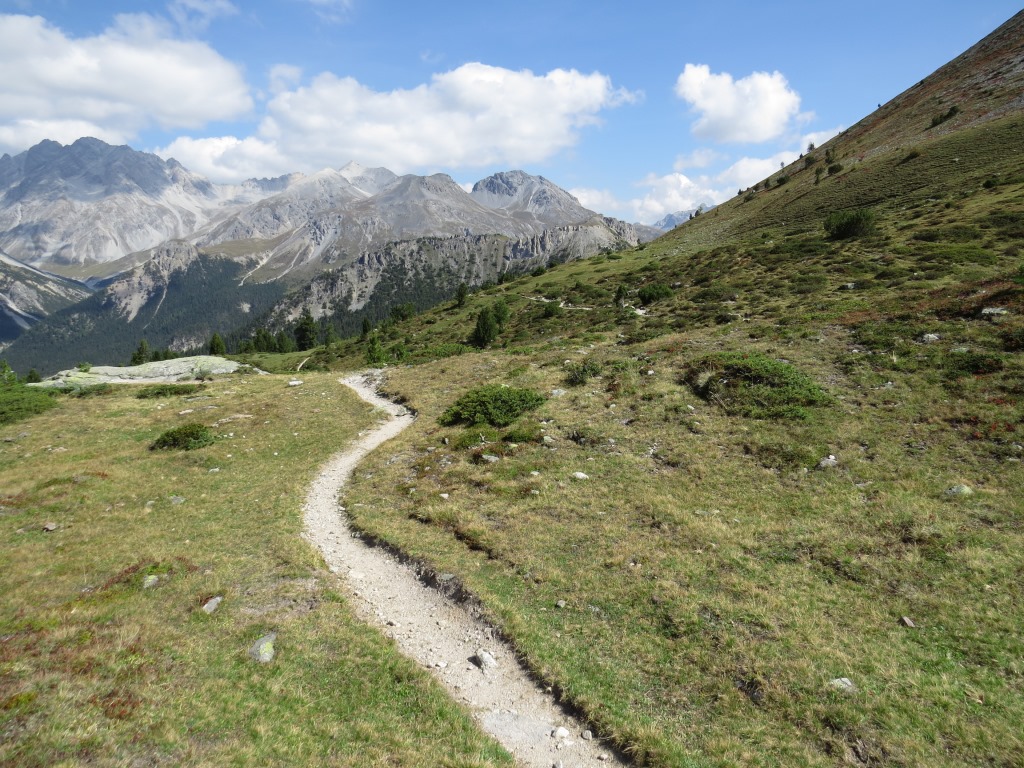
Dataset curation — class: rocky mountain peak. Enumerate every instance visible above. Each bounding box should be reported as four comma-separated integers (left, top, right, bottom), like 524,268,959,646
470,170,592,226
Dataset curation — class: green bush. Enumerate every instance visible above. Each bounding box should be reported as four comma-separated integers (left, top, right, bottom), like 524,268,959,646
136,383,207,399
64,383,113,399
638,283,673,305
470,307,499,348
150,423,215,451
565,359,602,386
943,351,1005,378
827,162,844,176
683,352,832,420
824,209,876,239
0,362,58,426
439,385,545,427
541,302,563,319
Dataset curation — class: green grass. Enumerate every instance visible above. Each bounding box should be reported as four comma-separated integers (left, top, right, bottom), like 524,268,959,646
0,373,512,767
4,53,1024,768
281,110,1024,766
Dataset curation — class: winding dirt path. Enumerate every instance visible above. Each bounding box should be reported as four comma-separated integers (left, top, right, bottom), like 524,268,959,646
303,370,627,768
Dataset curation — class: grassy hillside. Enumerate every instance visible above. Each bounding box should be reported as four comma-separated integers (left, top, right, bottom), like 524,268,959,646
266,36,1022,767
0,373,511,766
2,11,1022,768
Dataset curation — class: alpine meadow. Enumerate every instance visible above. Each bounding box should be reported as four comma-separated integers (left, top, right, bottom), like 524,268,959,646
1,7,1023,768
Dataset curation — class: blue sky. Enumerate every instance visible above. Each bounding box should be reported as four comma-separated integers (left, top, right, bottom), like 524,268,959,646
0,1,1018,223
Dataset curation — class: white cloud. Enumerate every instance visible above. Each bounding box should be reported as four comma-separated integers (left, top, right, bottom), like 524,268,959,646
569,187,622,213
628,172,724,223
303,0,355,23
673,147,723,171
268,64,303,95
675,63,801,143
0,13,252,155
168,0,238,33
159,62,637,182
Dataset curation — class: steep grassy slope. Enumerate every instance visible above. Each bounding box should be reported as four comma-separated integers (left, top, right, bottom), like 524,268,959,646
2,11,1022,768
263,14,1024,767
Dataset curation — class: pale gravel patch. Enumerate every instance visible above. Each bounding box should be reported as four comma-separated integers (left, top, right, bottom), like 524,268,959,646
303,369,627,768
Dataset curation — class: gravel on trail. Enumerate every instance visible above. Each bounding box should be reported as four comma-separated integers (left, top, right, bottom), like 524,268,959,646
302,370,627,767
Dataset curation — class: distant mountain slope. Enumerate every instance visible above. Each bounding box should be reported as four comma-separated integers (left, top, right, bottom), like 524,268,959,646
2,241,285,375
0,250,90,345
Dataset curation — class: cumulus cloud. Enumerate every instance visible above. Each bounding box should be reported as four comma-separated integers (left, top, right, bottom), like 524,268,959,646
569,187,622,213
0,13,252,155
159,63,637,182
628,172,723,223
673,147,723,171
675,63,801,143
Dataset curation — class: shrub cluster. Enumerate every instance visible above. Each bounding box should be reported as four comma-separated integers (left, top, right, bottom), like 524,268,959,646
638,283,673,305
565,359,602,386
824,209,876,239
135,383,207,399
439,385,545,427
0,362,58,426
683,352,832,420
150,423,215,451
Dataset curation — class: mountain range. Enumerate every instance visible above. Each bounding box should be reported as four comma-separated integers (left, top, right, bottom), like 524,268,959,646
0,143,659,373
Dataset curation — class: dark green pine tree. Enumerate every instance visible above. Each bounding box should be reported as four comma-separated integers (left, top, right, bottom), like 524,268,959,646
130,339,151,366
294,308,319,351
208,333,226,356
455,282,469,308
470,307,498,348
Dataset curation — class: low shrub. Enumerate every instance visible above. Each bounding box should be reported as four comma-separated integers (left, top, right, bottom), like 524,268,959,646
0,378,58,425
943,351,1005,378
439,385,545,428
64,383,114,399
565,359,602,386
824,209,875,239
683,352,832,420
827,162,844,176
135,383,207,399
150,423,215,451
638,283,673,305
541,302,563,319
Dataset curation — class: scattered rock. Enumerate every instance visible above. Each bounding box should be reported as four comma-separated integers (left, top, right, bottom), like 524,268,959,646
472,648,497,670
202,596,223,614
439,493,450,500
480,454,500,464
249,633,277,663
581,729,594,740
542,436,555,445
42,522,58,532
169,496,186,505
922,333,941,344
571,472,590,481
552,726,570,740
551,389,567,398
817,455,839,469
840,282,857,291
980,307,1009,320
945,484,973,497
142,575,159,590
288,379,303,387
899,616,915,628
828,677,856,694
555,600,567,609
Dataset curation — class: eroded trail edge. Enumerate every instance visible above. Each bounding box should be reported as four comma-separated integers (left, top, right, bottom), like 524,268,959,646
303,370,626,768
